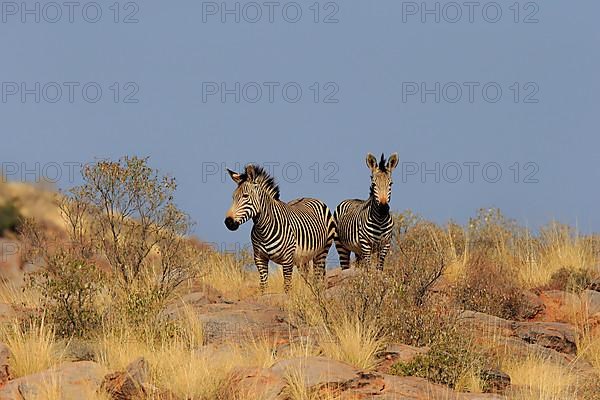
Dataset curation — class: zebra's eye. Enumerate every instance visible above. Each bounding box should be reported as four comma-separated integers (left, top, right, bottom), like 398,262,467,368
242,194,249,199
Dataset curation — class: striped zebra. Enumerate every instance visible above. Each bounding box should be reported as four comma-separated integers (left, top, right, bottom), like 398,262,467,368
224,164,335,292
334,153,399,270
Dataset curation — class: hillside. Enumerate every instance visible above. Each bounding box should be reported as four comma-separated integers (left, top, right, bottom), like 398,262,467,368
1,171,600,400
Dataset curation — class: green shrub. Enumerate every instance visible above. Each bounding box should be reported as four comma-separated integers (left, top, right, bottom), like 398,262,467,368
390,327,485,388
454,251,526,320
0,199,21,235
29,251,104,337
548,267,595,292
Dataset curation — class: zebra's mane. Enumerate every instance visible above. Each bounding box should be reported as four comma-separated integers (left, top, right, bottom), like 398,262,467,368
243,165,280,200
377,153,387,172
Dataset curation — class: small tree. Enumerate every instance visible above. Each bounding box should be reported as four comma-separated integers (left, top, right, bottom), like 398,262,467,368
23,156,201,334
72,157,198,299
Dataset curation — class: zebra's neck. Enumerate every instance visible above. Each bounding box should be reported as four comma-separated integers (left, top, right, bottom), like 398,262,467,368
367,196,390,221
252,193,285,230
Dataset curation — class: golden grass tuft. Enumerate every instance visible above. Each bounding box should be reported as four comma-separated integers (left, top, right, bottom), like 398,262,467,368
0,281,41,308
197,251,257,299
502,354,580,400
0,317,66,378
518,223,597,289
319,316,384,371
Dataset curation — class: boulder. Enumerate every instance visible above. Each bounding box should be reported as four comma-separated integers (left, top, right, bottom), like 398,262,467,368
0,304,17,323
197,301,291,343
376,343,428,373
0,342,11,385
460,311,514,336
520,291,545,319
378,375,505,400
227,367,286,400
100,357,149,400
581,289,600,315
0,361,107,400
513,321,578,354
230,356,507,400
0,239,22,286
271,356,359,389
326,268,360,289
480,369,511,394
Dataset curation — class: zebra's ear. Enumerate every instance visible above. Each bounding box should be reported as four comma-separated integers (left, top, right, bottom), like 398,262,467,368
366,153,378,172
227,169,244,184
387,153,399,171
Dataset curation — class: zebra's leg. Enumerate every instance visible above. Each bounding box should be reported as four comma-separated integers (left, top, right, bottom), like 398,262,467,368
377,243,391,270
355,253,363,268
336,242,351,270
282,260,294,293
359,245,373,270
313,249,328,285
255,254,270,294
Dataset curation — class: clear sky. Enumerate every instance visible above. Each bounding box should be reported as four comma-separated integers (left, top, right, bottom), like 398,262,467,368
1,1,599,257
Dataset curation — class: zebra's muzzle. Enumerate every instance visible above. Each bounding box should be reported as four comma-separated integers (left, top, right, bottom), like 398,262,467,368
225,217,240,231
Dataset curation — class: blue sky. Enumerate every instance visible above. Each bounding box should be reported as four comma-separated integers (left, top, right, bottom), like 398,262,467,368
1,1,599,254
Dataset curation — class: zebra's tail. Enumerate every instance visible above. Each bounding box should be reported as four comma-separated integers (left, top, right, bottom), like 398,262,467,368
326,207,336,248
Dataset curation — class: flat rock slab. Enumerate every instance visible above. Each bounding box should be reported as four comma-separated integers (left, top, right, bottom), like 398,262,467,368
196,301,291,343
376,343,428,374
581,289,600,315
231,356,506,400
379,375,505,400
0,361,107,400
513,321,578,354
271,356,359,388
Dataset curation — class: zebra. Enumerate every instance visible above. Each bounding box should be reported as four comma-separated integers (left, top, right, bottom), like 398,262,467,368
334,153,399,270
224,164,335,293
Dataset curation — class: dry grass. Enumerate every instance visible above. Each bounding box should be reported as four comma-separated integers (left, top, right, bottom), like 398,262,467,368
319,316,384,370
281,364,338,400
0,281,41,308
96,325,238,399
518,224,597,289
197,251,257,299
0,317,67,378
502,354,580,400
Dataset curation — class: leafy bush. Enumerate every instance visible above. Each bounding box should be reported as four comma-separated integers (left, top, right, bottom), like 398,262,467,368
547,267,595,293
28,251,104,337
390,327,485,388
21,156,201,335
454,250,526,320
388,220,446,307
0,199,21,235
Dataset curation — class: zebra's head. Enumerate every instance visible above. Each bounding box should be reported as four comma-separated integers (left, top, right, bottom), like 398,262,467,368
366,152,399,208
224,164,279,231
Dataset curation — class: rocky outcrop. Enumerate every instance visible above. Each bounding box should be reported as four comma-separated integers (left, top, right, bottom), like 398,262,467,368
0,342,11,385
228,356,505,399
101,357,149,400
513,321,578,354
376,343,428,373
0,361,107,400
196,301,291,343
